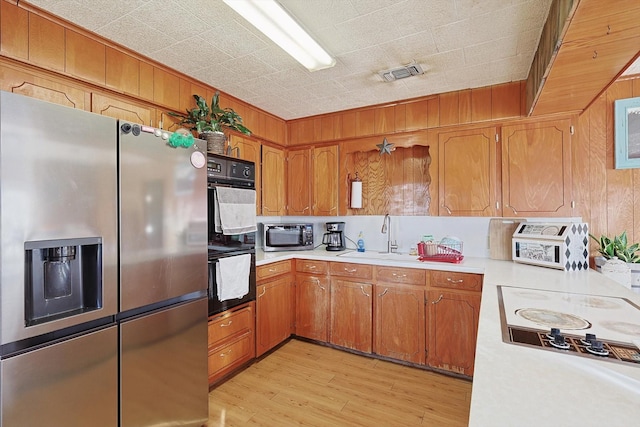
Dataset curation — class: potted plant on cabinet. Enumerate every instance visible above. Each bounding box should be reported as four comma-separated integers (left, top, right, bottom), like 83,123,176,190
590,231,640,292
168,92,251,154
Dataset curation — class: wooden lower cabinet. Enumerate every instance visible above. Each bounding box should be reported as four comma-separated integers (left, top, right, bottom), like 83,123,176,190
374,283,425,364
426,289,481,376
330,279,372,352
256,276,292,356
295,274,330,341
207,302,255,385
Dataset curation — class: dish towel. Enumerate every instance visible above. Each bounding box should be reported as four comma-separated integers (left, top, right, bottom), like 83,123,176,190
214,187,257,235
216,253,251,301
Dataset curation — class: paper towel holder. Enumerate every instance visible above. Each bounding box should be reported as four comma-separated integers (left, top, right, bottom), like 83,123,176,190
349,172,363,209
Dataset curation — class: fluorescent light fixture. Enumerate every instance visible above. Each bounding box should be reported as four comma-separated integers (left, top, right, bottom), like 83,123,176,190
223,0,336,72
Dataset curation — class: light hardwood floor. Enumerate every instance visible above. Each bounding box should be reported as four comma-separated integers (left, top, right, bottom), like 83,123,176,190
207,339,472,426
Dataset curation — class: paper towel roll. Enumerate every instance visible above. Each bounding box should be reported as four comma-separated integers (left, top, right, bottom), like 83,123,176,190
351,181,362,208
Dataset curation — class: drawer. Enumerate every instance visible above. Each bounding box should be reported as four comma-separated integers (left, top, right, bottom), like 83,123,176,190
329,262,373,280
376,266,426,285
430,271,483,291
208,332,254,378
208,304,254,347
257,260,291,280
296,259,328,274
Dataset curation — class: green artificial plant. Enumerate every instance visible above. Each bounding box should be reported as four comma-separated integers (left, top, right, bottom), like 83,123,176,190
168,92,251,136
589,231,640,263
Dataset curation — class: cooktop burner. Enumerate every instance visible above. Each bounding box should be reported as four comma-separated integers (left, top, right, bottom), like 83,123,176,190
498,286,640,366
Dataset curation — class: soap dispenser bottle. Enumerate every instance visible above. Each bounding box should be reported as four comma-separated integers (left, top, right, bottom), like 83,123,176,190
357,232,365,252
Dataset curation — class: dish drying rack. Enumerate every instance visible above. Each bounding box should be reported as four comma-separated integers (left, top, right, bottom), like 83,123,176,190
418,241,464,264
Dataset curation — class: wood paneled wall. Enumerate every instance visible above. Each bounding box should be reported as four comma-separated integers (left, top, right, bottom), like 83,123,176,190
576,77,640,251
288,82,524,146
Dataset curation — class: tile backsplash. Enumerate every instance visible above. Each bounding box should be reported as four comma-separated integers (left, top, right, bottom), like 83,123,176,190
257,215,583,258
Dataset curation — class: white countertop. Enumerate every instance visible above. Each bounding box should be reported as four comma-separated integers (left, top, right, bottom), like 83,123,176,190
256,249,640,426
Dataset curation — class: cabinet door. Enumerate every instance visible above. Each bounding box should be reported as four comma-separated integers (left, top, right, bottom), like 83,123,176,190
256,277,291,357
501,119,573,217
262,145,286,216
313,145,339,216
375,284,425,363
427,290,480,376
330,279,372,353
287,148,312,215
229,135,262,213
0,64,88,110
295,274,330,341
91,92,154,125
438,126,498,216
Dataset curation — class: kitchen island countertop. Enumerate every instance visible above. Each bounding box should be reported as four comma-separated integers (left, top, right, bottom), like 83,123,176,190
256,249,640,426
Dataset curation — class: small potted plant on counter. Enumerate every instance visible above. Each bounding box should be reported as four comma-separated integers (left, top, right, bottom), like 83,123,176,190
590,231,640,292
167,92,251,154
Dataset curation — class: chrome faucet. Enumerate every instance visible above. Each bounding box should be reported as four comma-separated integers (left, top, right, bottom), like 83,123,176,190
380,214,398,253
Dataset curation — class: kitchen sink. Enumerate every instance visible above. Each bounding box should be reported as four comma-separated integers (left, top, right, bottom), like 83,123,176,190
337,251,419,261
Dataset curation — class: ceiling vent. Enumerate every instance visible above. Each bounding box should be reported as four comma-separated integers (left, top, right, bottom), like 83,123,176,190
378,62,424,82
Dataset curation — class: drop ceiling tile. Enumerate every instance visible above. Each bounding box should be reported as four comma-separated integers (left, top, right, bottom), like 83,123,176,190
200,19,268,58
464,37,518,67
221,55,279,81
99,15,176,56
131,1,202,42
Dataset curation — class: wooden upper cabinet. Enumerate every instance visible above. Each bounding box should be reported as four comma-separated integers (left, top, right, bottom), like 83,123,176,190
28,14,64,72
501,118,573,217
91,92,154,125
313,145,339,216
287,148,312,215
153,68,180,111
106,47,140,96
1,1,29,60
0,64,88,110
262,144,286,216
438,126,499,216
65,30,106,85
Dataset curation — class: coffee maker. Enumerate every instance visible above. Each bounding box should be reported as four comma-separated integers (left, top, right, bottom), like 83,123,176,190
322,222,345,251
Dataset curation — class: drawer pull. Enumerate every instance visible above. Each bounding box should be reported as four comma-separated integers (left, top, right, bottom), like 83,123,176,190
446,278,464,284
392,272,407,278
432,294,444,304
258,287,266,298
220,320,233,327
378,288,389,297
307,265,316,269
360,286,370,297
268,268,277,273
345,268,357,273
219,349,232,357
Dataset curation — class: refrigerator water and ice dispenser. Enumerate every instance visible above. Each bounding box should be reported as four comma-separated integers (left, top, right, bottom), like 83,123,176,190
24,237,103,326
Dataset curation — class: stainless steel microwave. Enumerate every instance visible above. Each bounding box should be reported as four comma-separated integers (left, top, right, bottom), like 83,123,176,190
261,223,314,251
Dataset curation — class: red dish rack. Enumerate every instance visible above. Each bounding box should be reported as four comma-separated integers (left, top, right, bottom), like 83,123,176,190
418,242,464,263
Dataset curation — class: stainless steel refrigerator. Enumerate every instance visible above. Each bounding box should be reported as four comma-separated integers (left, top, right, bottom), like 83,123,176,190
0,91,208,426
117,120,208,427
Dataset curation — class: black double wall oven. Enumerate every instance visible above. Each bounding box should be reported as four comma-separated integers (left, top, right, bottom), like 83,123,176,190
207,154,257,316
